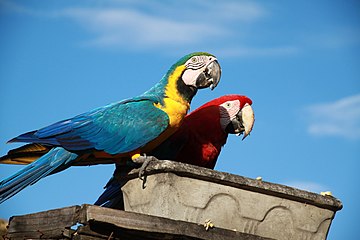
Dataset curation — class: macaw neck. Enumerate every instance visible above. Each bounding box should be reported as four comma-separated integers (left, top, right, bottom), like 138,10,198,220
185,107,228,147
143,67,197,105
140,67,197,153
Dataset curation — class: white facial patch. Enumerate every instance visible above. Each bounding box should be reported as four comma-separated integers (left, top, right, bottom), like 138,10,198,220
182,56,215,86
181,68,200,86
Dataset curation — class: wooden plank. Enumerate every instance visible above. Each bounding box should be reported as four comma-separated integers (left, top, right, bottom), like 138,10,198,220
7,205,80,239
6,204,272,239
75,225,109,240
79,205,272,240
8,205,80,233
6,229,70,240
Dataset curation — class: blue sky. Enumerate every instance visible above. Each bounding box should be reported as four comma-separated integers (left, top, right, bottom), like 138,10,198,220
0,0,359,238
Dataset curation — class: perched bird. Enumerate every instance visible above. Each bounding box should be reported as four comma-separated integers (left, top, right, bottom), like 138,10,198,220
0,52,221,203
152,94,254,169
95,94,254,207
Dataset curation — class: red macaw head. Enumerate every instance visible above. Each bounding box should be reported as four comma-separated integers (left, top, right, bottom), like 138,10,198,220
191,94,255,140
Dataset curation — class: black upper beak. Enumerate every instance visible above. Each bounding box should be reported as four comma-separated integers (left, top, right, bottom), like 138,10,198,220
195,60,221,90
225,111,245,134
225,103,255,140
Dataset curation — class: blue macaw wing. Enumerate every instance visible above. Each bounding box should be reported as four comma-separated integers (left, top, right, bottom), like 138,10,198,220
10,97,170,155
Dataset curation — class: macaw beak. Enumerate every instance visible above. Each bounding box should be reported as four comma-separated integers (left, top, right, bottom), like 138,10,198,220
225,103,255,140
195,60,221,90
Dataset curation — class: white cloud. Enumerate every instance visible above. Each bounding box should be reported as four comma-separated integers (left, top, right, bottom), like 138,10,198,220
284,181,329,194
57,0,266,49
56,3,297,57
173,0,265,22
306,94,360,139
60,8,227,48
1,0,299,57
54,1,266,50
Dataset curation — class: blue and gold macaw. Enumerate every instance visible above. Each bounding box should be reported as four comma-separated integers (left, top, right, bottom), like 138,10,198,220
0,52,221,203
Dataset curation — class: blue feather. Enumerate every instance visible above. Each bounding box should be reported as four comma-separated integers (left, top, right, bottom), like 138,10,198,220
0,147,77,203
10,97,169,155
1,52,216,203
94,176,122,207
94,161,138,208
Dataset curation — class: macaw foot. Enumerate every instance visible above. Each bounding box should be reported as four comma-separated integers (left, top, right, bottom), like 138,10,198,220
132,154,158,188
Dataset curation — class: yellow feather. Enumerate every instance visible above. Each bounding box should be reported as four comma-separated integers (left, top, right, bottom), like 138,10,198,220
154,65,190,128
142,65,190,153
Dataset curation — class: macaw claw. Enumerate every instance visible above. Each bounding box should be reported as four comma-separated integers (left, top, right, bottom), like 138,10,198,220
132,154,159,188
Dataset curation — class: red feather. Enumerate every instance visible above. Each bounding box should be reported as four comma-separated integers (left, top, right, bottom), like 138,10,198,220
152,94,253,169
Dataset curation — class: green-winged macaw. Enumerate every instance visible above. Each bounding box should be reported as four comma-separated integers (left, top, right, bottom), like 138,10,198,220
0,52,221,203
151,94,255,168
95,94,254,208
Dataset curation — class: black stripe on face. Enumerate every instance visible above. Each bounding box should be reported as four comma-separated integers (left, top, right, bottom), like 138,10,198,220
186,56,207,70
187,63,206,70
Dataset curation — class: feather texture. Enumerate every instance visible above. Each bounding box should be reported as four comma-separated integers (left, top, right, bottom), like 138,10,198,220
0,148,77,203
0,52,220,203
96,95,254,208
0,144,51,165
9,98,169,155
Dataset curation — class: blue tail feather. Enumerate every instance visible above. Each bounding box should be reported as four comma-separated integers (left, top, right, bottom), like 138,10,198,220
94,176,122,207
0,147,78,203
94,161,138,208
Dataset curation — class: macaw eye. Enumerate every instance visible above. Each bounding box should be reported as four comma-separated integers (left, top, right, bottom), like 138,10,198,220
191,57,198,63
225,102,232,108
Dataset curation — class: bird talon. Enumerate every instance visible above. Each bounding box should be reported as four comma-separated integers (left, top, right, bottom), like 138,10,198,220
133,155,158,188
